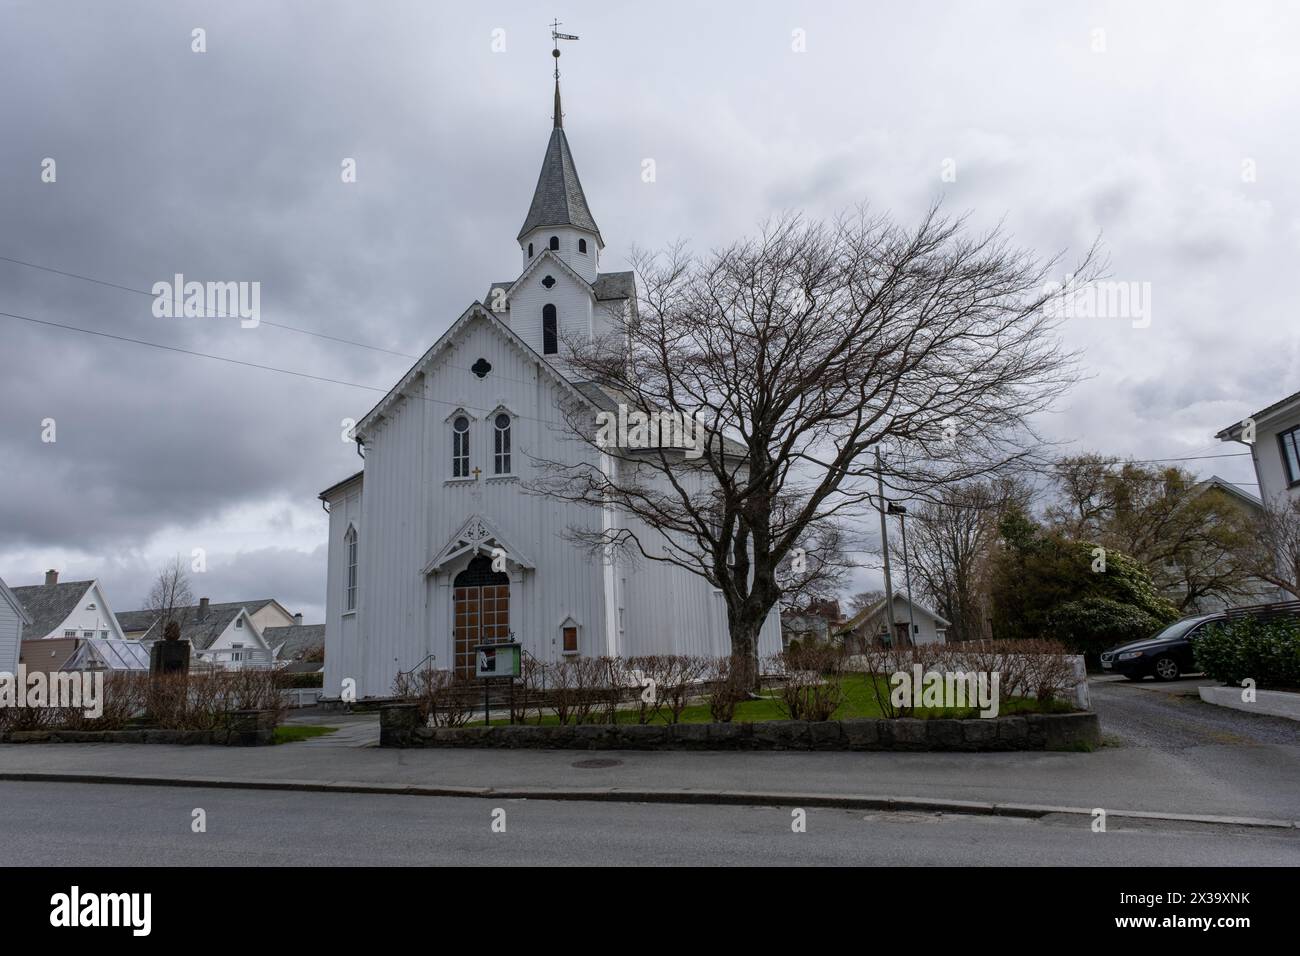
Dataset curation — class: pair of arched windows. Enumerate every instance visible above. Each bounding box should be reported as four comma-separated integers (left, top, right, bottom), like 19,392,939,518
452,413,513,477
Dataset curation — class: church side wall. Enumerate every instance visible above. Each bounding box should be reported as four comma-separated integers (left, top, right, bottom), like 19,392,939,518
322,478,362,699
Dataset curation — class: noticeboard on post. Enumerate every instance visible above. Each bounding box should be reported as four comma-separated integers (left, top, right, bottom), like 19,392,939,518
475,642,522,679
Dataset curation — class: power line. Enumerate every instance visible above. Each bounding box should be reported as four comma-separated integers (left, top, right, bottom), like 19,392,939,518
0,253,1265,474
0,307,564,429
0,252,551,391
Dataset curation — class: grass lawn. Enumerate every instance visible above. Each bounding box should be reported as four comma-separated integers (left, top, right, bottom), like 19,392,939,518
469,673,1076,727
274,725,338,744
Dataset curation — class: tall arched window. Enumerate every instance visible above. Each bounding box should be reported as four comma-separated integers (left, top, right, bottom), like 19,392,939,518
494,413,512,474
542,304,558,355
452,415,470,477
344,526,358,611
549,235,559,251
527,242,533,257
578,238,587,254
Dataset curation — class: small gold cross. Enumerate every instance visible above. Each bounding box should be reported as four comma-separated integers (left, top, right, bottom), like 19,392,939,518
471,467,482,479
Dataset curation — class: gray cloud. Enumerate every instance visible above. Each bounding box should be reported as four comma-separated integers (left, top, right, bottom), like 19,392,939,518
2,0,1298,605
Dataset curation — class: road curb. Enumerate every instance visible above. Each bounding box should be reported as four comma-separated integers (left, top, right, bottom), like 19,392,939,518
2,771,1296,830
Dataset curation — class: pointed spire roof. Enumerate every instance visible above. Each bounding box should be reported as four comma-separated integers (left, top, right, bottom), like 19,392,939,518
517,82,602,244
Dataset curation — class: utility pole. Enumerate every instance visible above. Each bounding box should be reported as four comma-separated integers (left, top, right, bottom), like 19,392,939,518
889,502,918,648
875,448,898,646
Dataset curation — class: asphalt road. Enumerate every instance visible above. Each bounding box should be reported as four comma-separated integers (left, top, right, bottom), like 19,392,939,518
2,780,1297,866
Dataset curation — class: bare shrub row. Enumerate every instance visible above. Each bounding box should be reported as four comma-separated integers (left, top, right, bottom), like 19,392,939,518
0,670,289,733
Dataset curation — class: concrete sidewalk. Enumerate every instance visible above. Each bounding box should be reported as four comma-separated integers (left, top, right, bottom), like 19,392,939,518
1,732,1298,827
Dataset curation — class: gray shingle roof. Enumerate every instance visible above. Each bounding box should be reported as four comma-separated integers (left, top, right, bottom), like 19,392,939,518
570,381,749,459
11,580,95,638
115,600,268,650
591,271,634,301
115,608,160,634
263,624,325,661
517,128,602,243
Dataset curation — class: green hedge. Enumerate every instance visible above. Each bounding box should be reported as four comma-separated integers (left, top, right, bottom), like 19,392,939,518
1194,616,1300,689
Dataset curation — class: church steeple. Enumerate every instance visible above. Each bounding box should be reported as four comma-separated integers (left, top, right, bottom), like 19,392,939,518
517,25,602,248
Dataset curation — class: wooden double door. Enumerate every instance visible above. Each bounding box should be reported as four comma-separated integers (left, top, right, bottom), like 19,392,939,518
452,555,511,678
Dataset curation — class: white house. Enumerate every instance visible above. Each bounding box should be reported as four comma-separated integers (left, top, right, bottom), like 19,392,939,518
838,593,951,649
0,575,33,675
319,72,781,699
1217,389,1300,506
125,599,274,669
10,571,127,641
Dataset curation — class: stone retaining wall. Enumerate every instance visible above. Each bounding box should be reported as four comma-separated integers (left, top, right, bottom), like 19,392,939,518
0,709,278,746
379,704,1099,751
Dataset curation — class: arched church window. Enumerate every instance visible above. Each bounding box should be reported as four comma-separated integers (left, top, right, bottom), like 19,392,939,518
452,415,470,477
542,304,558,355
578,238,587,254
344,526,358,611
494,413,512,474
528,242,534,257
549,235,560,251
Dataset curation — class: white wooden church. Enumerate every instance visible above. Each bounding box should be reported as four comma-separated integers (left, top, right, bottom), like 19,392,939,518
319,64,781,699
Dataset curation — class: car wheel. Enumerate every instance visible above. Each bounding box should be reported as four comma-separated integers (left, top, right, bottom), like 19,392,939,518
1153,656,1180,682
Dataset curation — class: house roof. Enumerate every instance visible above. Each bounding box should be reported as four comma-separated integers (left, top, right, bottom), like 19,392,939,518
0,576,33,627
115,608,161,634
591,271,635,301
116,601,260,650
263,624,325,661
10,580,95,637
1216,387,1300,440
517,126,602,244
318,469,364,502
116,598,285,642
838,593,952,634
279,660,325,674
1191,475,1263,511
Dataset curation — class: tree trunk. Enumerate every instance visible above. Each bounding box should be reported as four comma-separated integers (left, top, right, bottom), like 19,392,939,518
728,614,765,694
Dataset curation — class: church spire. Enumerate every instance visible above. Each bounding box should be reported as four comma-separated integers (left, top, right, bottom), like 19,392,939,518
550,19,577,129
518,23,601,245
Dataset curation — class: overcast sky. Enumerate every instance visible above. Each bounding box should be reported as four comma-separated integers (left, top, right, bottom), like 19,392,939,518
2,0,1298,619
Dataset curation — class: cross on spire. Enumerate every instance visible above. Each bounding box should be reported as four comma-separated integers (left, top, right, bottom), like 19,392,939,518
549,18,579,128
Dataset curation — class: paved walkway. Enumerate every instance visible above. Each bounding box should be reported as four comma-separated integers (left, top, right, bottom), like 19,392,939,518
2,680,1296,825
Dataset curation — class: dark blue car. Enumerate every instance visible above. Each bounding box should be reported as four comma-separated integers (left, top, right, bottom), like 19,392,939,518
1099,613,1223,681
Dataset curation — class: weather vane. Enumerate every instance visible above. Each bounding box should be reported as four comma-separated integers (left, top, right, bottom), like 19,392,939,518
550,18,579,81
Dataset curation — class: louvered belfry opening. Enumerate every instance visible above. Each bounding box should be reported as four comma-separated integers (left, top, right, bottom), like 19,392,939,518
452,555,510,678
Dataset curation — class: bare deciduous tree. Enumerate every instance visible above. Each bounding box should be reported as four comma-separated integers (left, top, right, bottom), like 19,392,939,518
145,555,193,635
531,206,1095,682
1247,497,1300,599
904,476,1033,641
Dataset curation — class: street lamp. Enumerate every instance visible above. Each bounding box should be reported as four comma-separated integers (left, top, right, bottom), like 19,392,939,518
887,502,917,647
